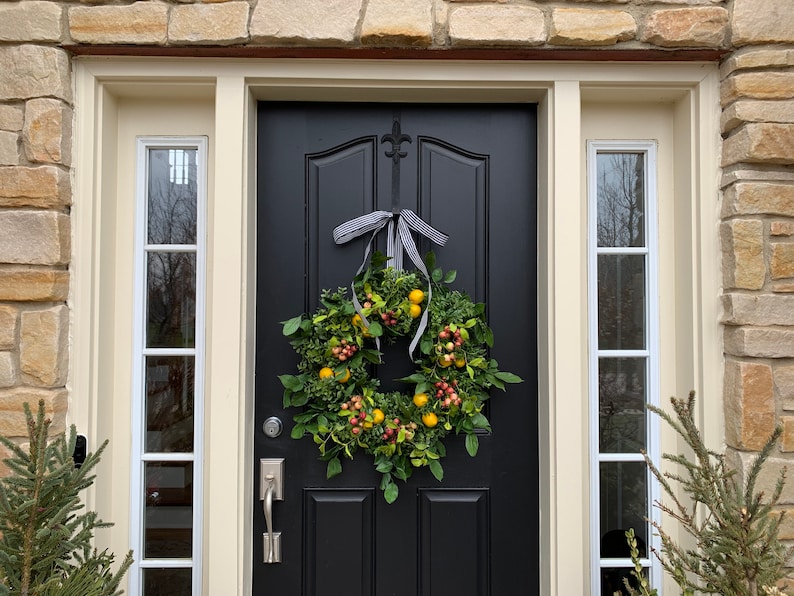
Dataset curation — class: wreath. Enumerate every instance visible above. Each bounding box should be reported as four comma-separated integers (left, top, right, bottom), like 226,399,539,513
279,251,522,503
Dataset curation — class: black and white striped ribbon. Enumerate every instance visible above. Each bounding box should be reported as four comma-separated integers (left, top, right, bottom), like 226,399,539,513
332,209,448,359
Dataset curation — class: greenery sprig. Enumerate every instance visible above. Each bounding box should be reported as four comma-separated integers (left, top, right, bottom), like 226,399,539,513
279,252,521,503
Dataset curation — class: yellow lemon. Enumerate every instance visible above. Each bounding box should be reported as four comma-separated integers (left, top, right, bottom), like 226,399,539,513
408,289,425,304
372,409,385,424
438,357,453,368
338,368,351,383
319,367,334,379
412,393,429,407
421,412,438,428
455,357,466,368
409,304,422,319
362,421,373,430
352,314,362,327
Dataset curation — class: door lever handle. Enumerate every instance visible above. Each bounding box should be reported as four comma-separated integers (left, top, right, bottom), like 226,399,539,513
259,458,284,564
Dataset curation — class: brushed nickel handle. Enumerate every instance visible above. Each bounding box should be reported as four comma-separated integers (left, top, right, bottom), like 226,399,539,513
259,458,284,564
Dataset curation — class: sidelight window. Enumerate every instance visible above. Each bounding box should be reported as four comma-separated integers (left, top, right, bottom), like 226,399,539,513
130,138,207,596
587,141,661,595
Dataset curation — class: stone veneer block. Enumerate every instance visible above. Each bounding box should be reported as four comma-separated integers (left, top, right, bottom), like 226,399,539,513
0,131,18,166
0,1,61,43
722,293,794,326
0,46,71,103
0,211,70,266
449,5,545,47
69,3,168,45
721,100,794,134
722,182,794,218
23,99,72,166
251,0,362,45
732,0,794,46
641,7,727,48
724,326,794,358
771,221,794,236
771,243,794,280
0,387,67,436
783,417,794,452
721,72,794,107
0,166,70,208
730,450,794,504
724,360,775,451
361,0,433,46
169,2,249,45
0,270,69,302
777,365,794,401
0,306,17,350
723,123,794,166
20,306,69,387
721,49,794,77
0,353,16,389
0,105,23,132
720,219,765,290
550,8,635,46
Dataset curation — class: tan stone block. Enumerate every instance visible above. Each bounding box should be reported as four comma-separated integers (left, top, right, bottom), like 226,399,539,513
772,281,794,293
0,130,18,166
0,211,70,266
361,0,433,46
0,166,70,208
729,450,794,505
69,2,168,45
23,99,72,166
251,0,362,45
724,359,775,451
0,306,17,350
771,243,794,280
780,417,794,452
169,1,248,45
449,5,545,47
0,352,16,389
722,73,794,107
732,0,794,46
550,8,635,46
722,182,794,218
725,326,794,358
776,364,794,401
0,105,23,132
721,49,794,77
20,306,69,388
721,100,794,134
0,387,67,436
723,124,794,167
641,7,727,48
0,269,69,302
722,293,794,326
721,219,765,290
0,1,62,43
772,221,794,237
0,46,71,103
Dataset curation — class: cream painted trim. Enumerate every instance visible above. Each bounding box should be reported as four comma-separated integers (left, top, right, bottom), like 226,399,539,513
71,58,720,596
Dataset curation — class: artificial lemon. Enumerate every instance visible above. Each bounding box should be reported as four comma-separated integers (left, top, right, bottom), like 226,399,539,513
338,368,351,383
408,289,425,304
421,412,439,428
409,304,422,319
455,357,466,368
412,393,429,407
319,367,334,379
372,408,385,424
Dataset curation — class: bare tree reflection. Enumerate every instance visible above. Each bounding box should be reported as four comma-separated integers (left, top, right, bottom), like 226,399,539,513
148,149,197,245
147,252,196,348
596,153,644,248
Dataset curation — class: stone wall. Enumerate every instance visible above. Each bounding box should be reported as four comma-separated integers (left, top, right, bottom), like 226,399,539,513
0,0,792,534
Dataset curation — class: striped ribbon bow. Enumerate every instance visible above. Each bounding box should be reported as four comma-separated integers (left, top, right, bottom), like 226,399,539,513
332,209,449,359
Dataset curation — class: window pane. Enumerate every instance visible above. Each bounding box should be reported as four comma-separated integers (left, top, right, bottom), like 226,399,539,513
600,462,648,554
599,358,646,453
143,568,191,596
596,152,645,248
148,148,197,245
598,255,645,350
600,565,649,596
146,356,195,453
145,462,193,558
147,252,196,348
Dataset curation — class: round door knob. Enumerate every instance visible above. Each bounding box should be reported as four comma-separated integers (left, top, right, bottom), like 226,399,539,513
263,416,283,438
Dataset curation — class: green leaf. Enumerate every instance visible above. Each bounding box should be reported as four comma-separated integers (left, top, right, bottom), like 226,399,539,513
326,457,342,479
471,413,490,429
431,268,443,283
282,390,293,408
291,393,309,407
290,424,305,439
282,315,303,336
278,374,303,391
443,270,457,283
494,371,523,384
375,460,393,473
384,482,399,504
429,459,444,482
424,251,436,271
465,433,479,457
398,373,427,384
368,320,383,337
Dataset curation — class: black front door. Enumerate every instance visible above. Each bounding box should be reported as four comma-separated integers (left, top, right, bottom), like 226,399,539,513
255,103,538,595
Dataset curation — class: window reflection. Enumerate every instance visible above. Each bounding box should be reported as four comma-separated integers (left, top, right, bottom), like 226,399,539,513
146,252,196,348
148,148,197,245
143,568,191,595
597,153,645,248
597,255,645,350
144,462,193,559
146,356,195,453
599,462,647,551
599,358,646,453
